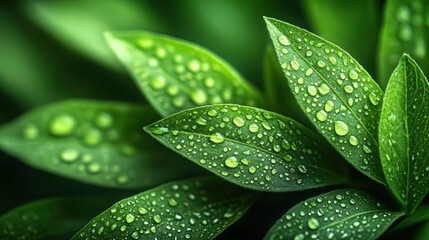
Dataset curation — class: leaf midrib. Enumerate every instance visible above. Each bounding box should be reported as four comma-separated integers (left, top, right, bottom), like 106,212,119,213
317,209,386,231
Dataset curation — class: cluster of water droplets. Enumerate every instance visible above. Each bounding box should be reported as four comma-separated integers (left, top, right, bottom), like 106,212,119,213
272,24,383,176
18,104,146,186
149,105,341,191
75,178,250,239
124,36,258,115
266,189,402,240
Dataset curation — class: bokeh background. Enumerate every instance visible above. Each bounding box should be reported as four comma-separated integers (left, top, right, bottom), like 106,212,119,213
0,1,388,239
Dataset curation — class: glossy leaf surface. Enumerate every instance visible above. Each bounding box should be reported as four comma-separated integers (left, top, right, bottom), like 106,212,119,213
380,54,429,213
265,17,385,184
145,104,347,192
264,189,404,240
0,197,113,240
378,0,429,88
106,31,263,116
73,177,254,240
0,100,192,189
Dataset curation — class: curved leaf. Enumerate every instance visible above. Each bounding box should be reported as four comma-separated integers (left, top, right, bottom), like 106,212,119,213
380,54,429,213
265,17,385,184
394,204,429,231
145,104,347,192
105,31,263,116
0,197,113,240
24,0,162,70
0,100,193,189
264,189,404,240
72,177,254,240
413,223,429,240
378,0,429,89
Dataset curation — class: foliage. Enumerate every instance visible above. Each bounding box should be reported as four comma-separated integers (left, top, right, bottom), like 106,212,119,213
1,1,429,239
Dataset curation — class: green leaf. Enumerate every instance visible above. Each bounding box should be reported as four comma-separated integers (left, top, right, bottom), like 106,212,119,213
302,0,378,73
0,100,193,189
264,189,404,240
265,17,386,184
24,0,162,70
72,177,254,240
105,31,263,117
0,197,114,239
378,0,429,89
379,54,429,213
145,104,347,192
394,204,429,231
412,222,429,240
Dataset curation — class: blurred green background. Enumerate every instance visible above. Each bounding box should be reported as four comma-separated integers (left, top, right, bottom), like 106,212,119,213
0,0,387,238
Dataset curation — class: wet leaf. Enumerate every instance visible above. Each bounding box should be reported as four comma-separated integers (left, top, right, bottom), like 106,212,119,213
0,197,114,240
24,0,162,70
72,177,254,240
379,54,429,213
264,189,404,240
105,31,263,117
265,17,385,184
394,204,429,231
0,100,192,189
378,0,429,89
145,104,347,192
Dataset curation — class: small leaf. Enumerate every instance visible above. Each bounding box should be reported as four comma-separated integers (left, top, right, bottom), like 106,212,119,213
380,54,429,213
72,177,254,240
265,17,385,184
145,104,347,192
378,0,429,89
0,100,193,189
394,204,429,231
105,31,263,116
0,197,114,239
264,189,404,240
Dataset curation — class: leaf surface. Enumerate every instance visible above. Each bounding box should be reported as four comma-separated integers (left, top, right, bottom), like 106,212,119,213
145,104,347,192
394,204,429,231
0,100,193,188
105,31,263,116
380,54,429,213
264,189,404,240
0,197,113,240
378,0,429,88
72,177,254,240
265,17,385,184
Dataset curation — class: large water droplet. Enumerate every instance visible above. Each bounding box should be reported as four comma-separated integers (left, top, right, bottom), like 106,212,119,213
349,135,359,146
316,110,328,122
369,92,379,106
95,112,113,129
60,148,79,163
225,156,239,168
291,59,300,70
334,121,349,136
150,76,167,90
324,100,335,112
196,117,208,126
152,127,169,135
126,214,135,223
307,86,317,96
297,165,307,173
248,123,259,133
348,69,359,80
318,83,330,95
207,109,218,117
49,114,76,136
233,116,245,127
278,35,291,46
187,59,201,72
87,162,101,174
344,85,354,93
153,215,162,223
82,128,102,146
210,132,225,143
191,89,207,104
307,217,320,230
23,125,39,139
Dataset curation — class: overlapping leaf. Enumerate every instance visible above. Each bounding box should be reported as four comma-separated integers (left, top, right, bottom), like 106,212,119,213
378,0,429,88
105,31,263,116
394,205,429,231
264,189,404,240
380,54,429,213
72,177,254,240
0,100,193,189
145,104,347,192
0,197,113,240
265,17,385,184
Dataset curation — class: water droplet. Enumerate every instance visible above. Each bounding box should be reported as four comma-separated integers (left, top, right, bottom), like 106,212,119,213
396,5,410,22
131,231,139,239
348,69,359,80
291,59,300,70
233,116,245,127
344,85,354,93
282,155,293,162
225,156,239,168
328,56,337,65
324,100,335,112
138,207,148,215
317,60,326,68
150,76,167,90
316,110,328,122
23,125,39,139
297,165,307,173
82,128,102,146
116,174,129,184
210,132,225,143
168,198,178,206
369,92,379,105
87,162,101,174
187,59,201,72
294,233,305,240
363,145,372,154
126,214,135,223
191,89,207,104
153,215,162,223
208,109,218,117
196,117,208,126
248,123,259,133
334,121,349,136
349,136,359,146
278,35,291,46
60,148,79,163
152,127,169,135
307,217,320,230
305,68,314,76
95,112,113,129
307,86,317,96
249,166,256,173
49,114,76,136
318,83,330,95
204,77,215,87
